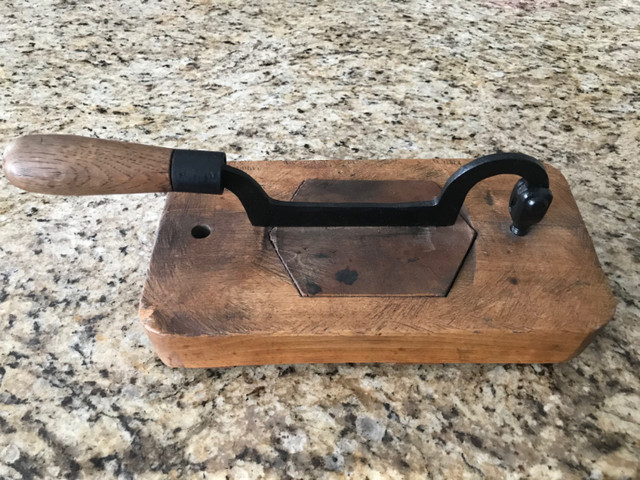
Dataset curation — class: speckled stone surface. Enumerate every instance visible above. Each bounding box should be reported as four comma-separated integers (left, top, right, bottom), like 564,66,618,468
1,0,639,478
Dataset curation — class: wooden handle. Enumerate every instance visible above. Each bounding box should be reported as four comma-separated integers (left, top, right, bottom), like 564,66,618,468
3,135,173,195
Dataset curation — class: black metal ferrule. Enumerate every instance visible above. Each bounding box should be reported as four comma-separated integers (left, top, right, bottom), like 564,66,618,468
170,149,227,194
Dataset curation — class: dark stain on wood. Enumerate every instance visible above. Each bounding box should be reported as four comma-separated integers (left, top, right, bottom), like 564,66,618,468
306,281,323,295
485,191,494,206
336,268,359,285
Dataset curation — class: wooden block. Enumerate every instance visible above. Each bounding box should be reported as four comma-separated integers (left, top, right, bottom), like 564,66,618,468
139,159,616,367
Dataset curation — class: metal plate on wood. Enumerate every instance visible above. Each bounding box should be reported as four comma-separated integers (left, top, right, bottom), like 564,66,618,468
270,179,476,297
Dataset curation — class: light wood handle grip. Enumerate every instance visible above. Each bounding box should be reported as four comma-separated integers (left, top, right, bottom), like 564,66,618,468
3,135,173,195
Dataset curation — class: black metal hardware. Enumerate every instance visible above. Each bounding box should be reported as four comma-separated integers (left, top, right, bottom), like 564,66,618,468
170,151,552,235
170,149,226,194
508,178,554,236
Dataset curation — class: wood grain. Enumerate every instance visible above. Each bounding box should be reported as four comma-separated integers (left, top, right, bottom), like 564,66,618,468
3,135,172,195
139,159,616,367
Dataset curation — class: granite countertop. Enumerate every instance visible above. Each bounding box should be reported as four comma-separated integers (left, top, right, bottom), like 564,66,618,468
1,0,639,478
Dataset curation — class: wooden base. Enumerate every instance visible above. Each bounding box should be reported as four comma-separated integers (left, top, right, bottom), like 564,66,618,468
139,159,615,367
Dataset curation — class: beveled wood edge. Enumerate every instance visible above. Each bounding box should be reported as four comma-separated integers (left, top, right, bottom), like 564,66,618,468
138,294,617,340
139,301,616,368
139,323,611,368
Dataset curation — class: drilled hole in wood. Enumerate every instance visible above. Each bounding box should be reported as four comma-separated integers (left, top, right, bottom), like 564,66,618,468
191,224,211,239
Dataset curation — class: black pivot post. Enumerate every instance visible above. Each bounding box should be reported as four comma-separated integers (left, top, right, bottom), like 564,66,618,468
508,178,554,236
